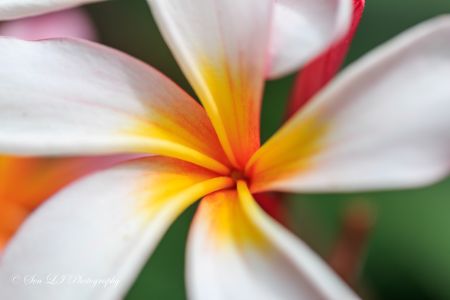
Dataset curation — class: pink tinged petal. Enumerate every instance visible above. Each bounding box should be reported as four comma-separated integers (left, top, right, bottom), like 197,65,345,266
0,37,229,174
186,182,359,300
0,157,233,299
249,16,450,193
147,0,272,168
254,192,289,226
267,0,353,79
0,8,97,40
287,0,365,117
0,0,104,20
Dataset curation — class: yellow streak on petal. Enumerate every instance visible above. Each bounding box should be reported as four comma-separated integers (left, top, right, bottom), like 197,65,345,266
191,57,262,169
129,157,234,221
246,114,329,193
124,122,230,175
140,177,234,220
194,61,240,168
199,188,268,249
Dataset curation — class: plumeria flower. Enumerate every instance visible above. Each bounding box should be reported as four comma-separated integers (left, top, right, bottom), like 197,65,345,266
0,1,450,300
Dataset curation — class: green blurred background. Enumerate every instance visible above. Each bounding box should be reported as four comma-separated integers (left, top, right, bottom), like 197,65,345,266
85,0,450,299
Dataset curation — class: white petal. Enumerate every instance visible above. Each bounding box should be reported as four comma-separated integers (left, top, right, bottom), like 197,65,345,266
268,0,353,79
0,157,232,299
0,37,228,173
147,0,272,168
186,182,359,300
0,0,103,20
249,16,450,192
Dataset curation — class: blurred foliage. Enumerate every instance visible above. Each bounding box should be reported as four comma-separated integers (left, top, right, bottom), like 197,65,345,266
85,0,450,299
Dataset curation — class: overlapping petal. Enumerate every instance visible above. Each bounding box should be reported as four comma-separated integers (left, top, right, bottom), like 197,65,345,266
0,154,131,251
0,37,229,174
0,8,97,40
0,157,233,299
254,192,288,226
248,16,450,193
0,0,102,20
287,0,365,116
187,181,358,300
148,0,272,168
268,0,353,79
